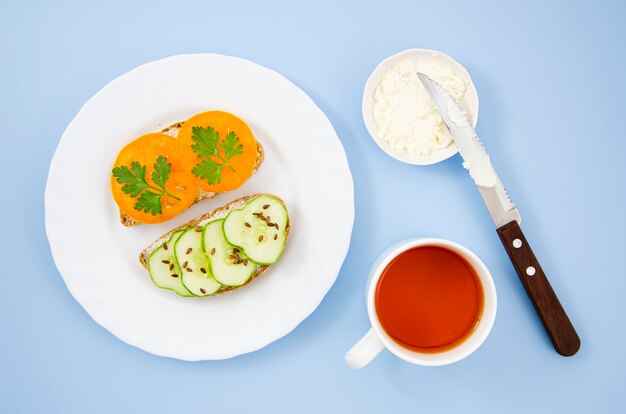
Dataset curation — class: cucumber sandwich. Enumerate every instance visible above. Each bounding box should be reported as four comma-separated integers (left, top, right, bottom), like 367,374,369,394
140,194,289,297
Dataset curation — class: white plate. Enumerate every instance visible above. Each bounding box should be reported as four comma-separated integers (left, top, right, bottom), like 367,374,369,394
45,54,354,361
362,48,479,165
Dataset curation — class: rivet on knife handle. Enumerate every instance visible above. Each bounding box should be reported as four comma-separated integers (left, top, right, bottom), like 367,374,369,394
496,220,581,356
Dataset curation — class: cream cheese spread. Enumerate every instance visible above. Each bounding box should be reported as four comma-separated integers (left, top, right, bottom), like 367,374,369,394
373,58,467,157
462,158,498,188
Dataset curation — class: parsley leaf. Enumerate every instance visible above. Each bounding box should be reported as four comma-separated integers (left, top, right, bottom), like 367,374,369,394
113,162,149,197
112,155,180,216
192,158,224,185
190,125,244,185
191,126,219,158
221,131,244,159
135,190,164,215
151,155,171,191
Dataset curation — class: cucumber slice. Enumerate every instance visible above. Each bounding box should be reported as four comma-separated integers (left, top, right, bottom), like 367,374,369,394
202,219,255,286
147,230,194,297
174,226,221,296
223,195,288,265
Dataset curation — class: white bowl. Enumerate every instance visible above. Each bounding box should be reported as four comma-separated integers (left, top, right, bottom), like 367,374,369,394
362,48,479,165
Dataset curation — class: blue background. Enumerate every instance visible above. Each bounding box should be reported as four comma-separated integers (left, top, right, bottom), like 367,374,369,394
1,0,624,412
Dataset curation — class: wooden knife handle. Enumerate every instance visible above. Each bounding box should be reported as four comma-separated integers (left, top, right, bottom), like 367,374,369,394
496,220,580,356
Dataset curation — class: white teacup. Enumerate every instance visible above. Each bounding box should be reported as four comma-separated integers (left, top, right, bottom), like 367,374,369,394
345,238,497,369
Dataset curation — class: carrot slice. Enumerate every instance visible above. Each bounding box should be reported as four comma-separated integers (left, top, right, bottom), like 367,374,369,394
176,111,258,193
111,133,199,224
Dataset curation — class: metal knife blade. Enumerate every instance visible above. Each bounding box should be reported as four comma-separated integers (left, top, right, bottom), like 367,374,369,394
416,72,520,228
417,72,580,356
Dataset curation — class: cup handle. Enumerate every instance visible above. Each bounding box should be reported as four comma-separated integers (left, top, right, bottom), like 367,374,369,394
345,328,385,369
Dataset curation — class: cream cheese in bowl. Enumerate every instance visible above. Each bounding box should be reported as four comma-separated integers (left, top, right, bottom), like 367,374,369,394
363,49,479,165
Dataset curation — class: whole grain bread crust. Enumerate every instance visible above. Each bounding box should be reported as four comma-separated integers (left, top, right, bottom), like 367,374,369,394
119,121,265,227
139,194,290,295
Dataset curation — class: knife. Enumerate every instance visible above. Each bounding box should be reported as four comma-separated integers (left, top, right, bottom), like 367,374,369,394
417,73,580,356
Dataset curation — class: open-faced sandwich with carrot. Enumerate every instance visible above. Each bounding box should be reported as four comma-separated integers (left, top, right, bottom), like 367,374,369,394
111,111,263,226
140,194,290,297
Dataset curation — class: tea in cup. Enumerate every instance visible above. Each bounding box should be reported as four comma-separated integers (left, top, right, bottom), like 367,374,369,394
345,238,496,368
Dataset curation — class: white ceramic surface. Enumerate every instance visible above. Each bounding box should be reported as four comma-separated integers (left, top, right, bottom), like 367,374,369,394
345,238,496,368
45,53,354,361
362,48,479,165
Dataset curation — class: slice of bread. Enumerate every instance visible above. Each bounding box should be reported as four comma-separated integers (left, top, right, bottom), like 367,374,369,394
119,121,265,227
139,194,290,295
